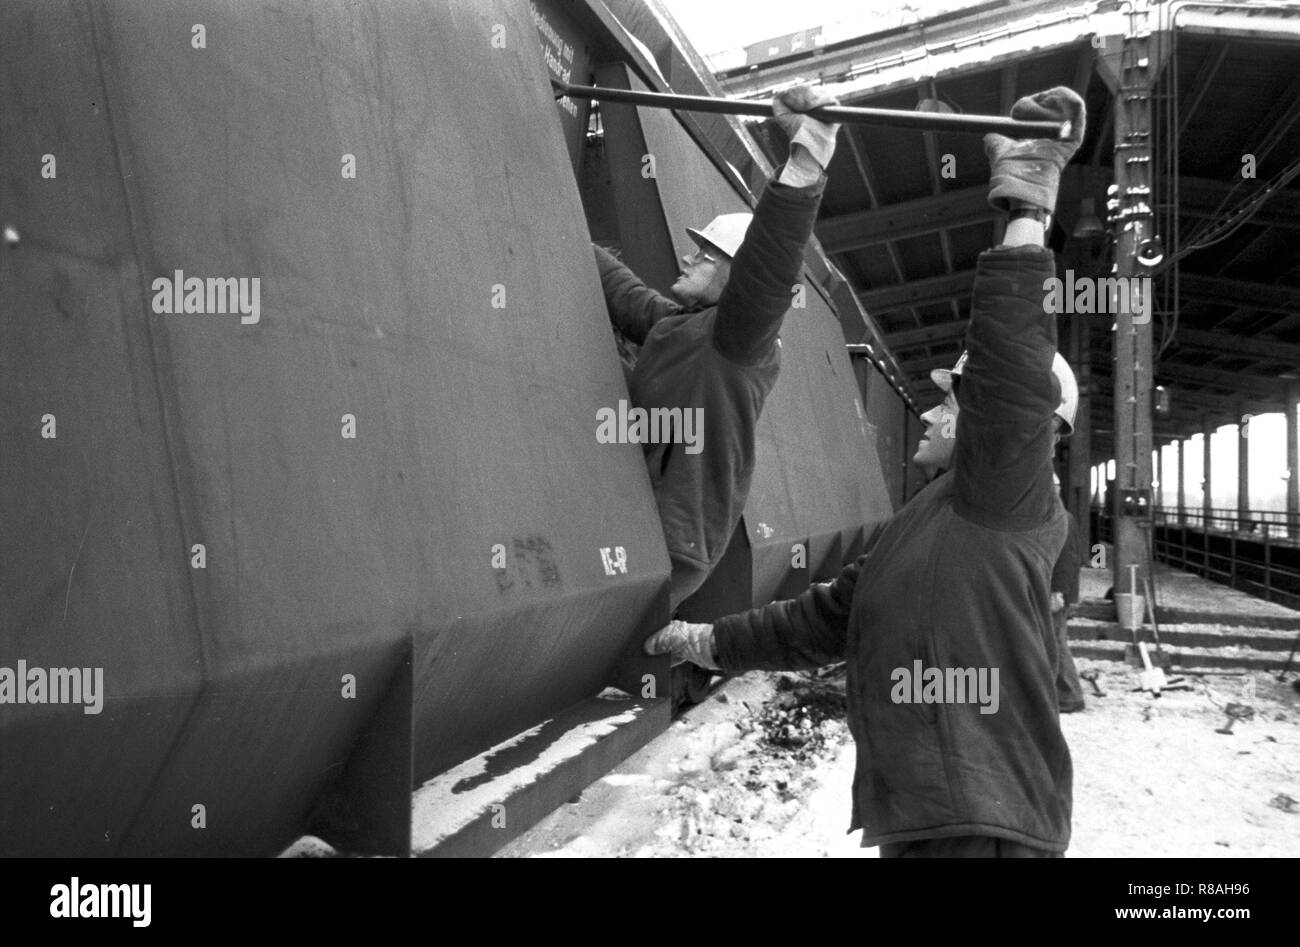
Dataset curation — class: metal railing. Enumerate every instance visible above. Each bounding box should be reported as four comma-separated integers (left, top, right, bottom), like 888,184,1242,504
1152,505,1300,541
1091,506,1300,610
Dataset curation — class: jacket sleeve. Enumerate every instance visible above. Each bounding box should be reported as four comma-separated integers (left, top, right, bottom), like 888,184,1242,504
711,170,826,365
712,552,863,671
953,244,1060,530
593,244,681,345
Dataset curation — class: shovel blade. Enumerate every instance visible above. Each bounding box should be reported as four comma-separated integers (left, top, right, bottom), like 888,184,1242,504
1140,667,1167,694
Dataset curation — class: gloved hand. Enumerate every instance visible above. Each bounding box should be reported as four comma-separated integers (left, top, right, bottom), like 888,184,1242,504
983,86,1086,213
773,84,840,171
643,619,719,670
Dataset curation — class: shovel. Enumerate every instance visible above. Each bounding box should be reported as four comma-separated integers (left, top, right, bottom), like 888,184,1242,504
1138,641,1168,696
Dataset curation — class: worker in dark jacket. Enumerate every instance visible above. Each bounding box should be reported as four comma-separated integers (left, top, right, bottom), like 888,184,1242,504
647,87,1087,857
923,359,1088,717
594,85,839,612
1051,496,1087,712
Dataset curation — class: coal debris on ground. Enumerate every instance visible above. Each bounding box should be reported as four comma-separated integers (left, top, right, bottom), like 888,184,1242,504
753,670,848,761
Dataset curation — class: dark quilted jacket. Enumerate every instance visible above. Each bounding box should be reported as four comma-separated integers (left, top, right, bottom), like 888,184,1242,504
594,172,825,608
713,245,1072,851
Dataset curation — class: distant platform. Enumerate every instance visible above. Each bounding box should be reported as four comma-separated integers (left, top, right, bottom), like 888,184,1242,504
1071,562,1299,674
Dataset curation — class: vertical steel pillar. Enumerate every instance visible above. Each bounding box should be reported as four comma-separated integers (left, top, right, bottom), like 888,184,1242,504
1176,438,1185,525
1287,382,1299,538
1202,416,1213,530
1236,402,1249,530
1102,1,1157,600
1155,443,1164,510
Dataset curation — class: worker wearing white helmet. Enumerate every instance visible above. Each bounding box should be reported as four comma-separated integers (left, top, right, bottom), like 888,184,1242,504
915,348,1078,478
664,212,753,307
921,350,1088,714
592,84,841,612
649,85,1087,857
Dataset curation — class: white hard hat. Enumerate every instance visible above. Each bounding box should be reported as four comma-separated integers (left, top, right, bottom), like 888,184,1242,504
1052,352,1078,436
686,213,753,259
930,351,968,393
931,350,1078,436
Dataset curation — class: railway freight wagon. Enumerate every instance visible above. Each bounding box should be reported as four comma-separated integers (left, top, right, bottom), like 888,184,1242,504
0,0,898,856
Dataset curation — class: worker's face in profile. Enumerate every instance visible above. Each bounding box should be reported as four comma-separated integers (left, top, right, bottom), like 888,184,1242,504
670,244,731,307
914,390,958,471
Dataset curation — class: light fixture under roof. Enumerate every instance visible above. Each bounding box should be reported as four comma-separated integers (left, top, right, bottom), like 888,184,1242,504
1072,197,1105,239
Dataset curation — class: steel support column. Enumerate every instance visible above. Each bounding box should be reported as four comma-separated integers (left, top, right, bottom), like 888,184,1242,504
1237,403,1250,527
1176,438,1186,525
1100,3,1158,600
1155,444,1164,509
1288,382,1299,538
1203,417,1214,529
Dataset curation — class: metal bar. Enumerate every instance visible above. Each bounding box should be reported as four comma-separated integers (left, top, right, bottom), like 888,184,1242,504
553,81,1069,138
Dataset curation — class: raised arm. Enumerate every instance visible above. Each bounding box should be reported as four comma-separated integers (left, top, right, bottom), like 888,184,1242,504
712,85,839,365
954,87,1086,529
712,175,825,364
593,243,681,345
952,244,1059,527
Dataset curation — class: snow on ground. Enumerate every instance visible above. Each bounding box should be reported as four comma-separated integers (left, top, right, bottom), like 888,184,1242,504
498,671,874,858
503,650,1300,857
289,563,1300,859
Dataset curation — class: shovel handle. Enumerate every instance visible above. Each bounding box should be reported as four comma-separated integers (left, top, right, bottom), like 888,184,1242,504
1137,641,1154,671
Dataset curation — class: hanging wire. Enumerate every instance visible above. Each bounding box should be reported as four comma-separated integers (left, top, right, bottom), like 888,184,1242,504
1150,26,1300,356
1172,156,1300,261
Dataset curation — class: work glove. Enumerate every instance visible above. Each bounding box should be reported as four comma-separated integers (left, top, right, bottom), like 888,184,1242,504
643,619,719,670
773,84,840,171
983,86,1086,213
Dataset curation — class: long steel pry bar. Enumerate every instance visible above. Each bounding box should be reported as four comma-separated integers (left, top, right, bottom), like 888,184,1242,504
552,80,1070,140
